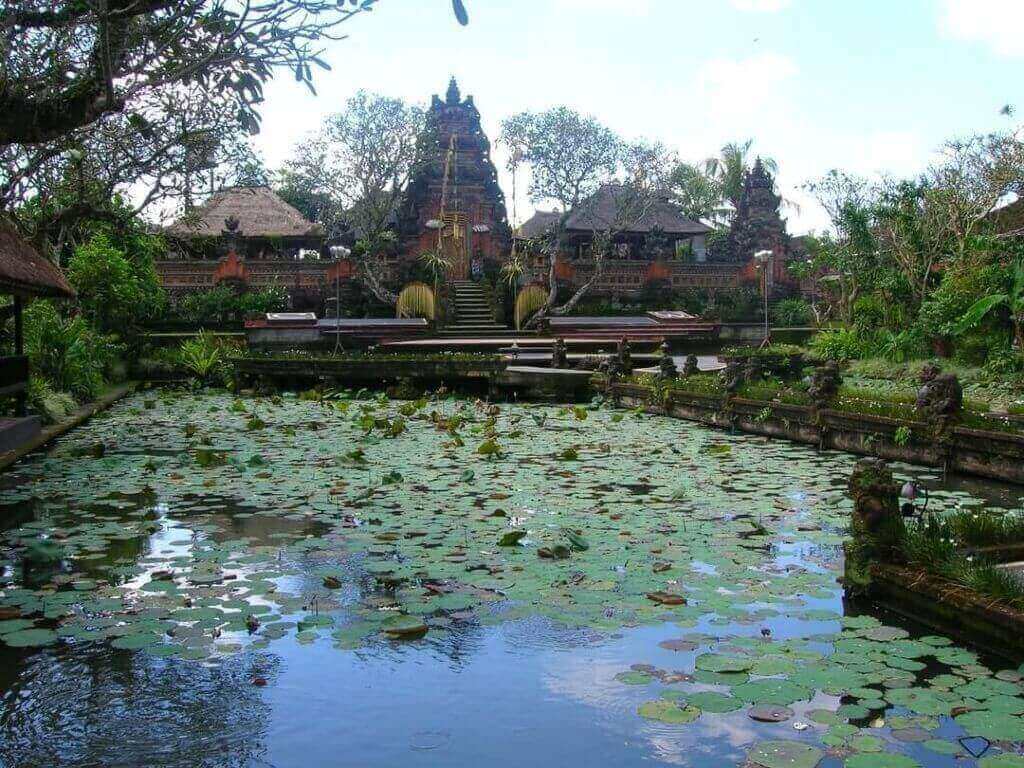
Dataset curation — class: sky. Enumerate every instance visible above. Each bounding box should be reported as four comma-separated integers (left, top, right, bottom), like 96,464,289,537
252,0,1023,235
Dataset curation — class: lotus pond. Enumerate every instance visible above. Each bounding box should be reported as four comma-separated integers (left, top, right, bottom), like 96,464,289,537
2,390,1024,768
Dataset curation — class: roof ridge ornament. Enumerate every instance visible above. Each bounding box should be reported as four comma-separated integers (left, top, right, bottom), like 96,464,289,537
446,77,461,105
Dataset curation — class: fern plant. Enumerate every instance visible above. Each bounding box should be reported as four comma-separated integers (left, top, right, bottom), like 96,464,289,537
178,331,224,382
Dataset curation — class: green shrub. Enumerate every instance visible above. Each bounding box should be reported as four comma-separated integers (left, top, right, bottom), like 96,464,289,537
174,286,289,325
68,231,165,337
24,301,122,400
177,331,238,385
771,298,812,327
876,328,928,363
809,328,870,361
26,377,77,423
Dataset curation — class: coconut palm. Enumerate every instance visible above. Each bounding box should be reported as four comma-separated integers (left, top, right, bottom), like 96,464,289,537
668,140,780,228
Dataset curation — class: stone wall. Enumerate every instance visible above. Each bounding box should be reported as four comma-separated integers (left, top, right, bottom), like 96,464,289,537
155,258,356,311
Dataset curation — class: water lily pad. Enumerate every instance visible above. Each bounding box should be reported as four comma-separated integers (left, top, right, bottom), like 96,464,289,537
749,705,795,723
637,699,700,724
956,709,1024,741
687,691,742,713
843,755,920,768
382,615,428,640
734,679,812,706
748,740,823,768
2,628,58,647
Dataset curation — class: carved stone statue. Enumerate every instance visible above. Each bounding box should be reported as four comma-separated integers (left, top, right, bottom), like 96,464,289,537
919,361,942,384
551,338,568,369
847,458,900,534
682,354,699,377
808,360,842,407
658,341,677,381
616,337,633,375
744,356,765,382
916,371,963,425
723,360,745,394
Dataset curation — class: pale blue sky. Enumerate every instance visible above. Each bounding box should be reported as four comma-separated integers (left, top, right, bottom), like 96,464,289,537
253,0,1023,233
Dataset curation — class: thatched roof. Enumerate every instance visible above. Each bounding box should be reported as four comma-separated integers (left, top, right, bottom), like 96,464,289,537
516,210,561,239
165,186,324,240
988,197,1024,237
565,185,710,236
0,219,74,298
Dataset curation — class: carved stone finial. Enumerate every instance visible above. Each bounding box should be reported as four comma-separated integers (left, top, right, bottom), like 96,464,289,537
446,77,461,105
683,354,699,377
616,337,633,375
551,338,568,369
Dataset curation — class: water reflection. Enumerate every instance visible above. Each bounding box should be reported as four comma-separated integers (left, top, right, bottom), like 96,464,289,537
0,394,1023,767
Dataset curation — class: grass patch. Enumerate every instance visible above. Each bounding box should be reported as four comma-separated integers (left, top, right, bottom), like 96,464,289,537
831,386,919,421
898,512,1024,608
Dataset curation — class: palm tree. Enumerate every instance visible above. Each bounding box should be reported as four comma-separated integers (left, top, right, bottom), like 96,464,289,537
707,140,779,209
418,249,452,300
668,140,780,228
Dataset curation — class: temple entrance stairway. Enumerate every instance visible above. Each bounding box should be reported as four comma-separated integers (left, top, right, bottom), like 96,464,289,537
439,281,514,338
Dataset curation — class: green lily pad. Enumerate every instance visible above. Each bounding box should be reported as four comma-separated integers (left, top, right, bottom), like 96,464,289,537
956,709,1024,741
2,628,58,647
637,699,701,724
748,740,824,768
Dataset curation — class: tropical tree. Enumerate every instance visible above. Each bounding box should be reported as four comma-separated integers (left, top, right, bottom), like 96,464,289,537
501,108,673,324
0,0,473,147
668,140,779,228
3,85,267,255
954,256,1024,351
278,91,426,304
501,107,621,214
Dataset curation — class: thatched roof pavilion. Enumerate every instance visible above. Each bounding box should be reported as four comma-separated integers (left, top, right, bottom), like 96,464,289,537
165,186,325,259
0,219,74,417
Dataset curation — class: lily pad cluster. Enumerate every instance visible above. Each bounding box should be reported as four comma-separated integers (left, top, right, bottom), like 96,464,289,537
0,390,1021,766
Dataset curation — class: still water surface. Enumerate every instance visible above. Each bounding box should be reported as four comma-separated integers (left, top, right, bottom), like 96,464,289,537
1,392,1023,767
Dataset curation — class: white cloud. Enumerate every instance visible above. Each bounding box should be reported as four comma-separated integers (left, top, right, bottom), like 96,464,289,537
695,53,799,124
554,0,652,16
731,0,792,12
940,0,1024,57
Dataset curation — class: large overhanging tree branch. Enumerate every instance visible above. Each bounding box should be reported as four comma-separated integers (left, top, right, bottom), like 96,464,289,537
2,83,268,256
0,0,469,147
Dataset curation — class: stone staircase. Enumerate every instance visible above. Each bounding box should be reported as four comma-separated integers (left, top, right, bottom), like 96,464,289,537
439,280,512,337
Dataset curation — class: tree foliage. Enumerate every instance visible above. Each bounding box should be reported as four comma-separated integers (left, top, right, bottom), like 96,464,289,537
500,108,676,324
667,139,779,228
279,91,426,240
501,107,621,212
0,1,381,146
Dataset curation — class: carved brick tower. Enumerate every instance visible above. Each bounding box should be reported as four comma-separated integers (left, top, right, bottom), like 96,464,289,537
726,159,797,294
397,78,510,280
